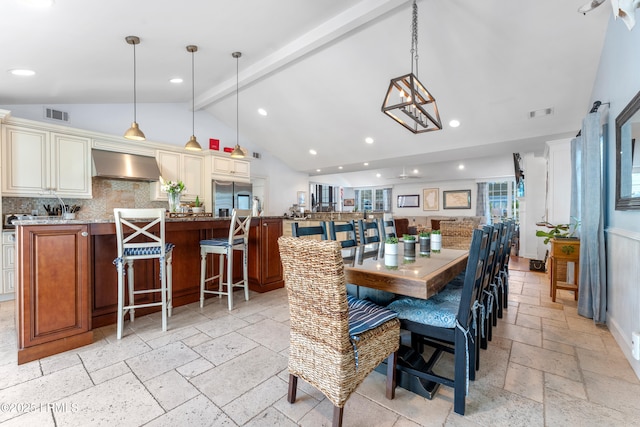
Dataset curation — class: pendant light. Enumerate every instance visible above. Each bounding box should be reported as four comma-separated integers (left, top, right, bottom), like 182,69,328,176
124,36,146,141
184,45,202,151
230,51,247,159
381,0,442,134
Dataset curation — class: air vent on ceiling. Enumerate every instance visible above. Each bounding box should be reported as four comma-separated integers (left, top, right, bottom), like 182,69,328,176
44,107,70,123
252,152,261,159
529,107,554,119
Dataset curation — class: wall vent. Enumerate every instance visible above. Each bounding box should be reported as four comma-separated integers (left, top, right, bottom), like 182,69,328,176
252,152,261,159
44,107,70,123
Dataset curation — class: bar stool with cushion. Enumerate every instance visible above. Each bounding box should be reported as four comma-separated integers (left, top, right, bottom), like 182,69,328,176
200,209,252,311
113,208,174,340
278,236,400,427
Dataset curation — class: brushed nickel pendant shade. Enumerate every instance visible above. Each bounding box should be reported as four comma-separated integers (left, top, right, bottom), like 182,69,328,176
381,0,442,134
184,45,202,151
124,36,146,141
230,51,247,159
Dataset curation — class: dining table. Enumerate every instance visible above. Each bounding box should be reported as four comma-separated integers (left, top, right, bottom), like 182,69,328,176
342,242,470,401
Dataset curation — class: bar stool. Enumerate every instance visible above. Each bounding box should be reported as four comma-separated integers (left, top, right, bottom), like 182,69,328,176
200,209,252,311
113,208,174,340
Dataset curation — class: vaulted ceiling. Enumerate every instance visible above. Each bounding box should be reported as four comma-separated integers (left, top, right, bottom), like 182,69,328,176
1,0,611,184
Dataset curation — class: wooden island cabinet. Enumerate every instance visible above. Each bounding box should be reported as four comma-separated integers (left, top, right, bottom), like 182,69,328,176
15,217,285,360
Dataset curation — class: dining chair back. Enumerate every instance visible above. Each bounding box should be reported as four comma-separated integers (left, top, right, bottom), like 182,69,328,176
328,220,357,248
199,209,252,310
387,227,489,415
380,219,397,241
358,218,381,245
278,236,400,427
291,221,328,240
113,208,174,339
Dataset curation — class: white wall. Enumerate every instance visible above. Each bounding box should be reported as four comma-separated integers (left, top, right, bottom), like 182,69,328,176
589,15,640,378
0,103,309,217
520,154,547,260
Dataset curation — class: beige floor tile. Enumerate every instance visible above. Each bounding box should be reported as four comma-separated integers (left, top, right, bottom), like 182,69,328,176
492,322,542,347
299,392,400,427
59,371,165,426
565,315,610,336
504,362,544,403
583,370,640,419
180,331,214,348
175,357,214,379
541,317,568,330
191,346,287,407
544,388,626,426
195,314,250,338
39,351,82,375
78,333,150,372
273,387,321,423
393,416,424,427
543,325,606,352
0,408,55,426
237,318,291,352
145,369,200,411
244,406,299,427
542,339,575,356
509,293,541,306
88,360,131,384
144,394,235,427
544,372,587,400
576,347,640,383
518,303,566,321
223,376,288,425
0,357,42,390
126,341,200,382
192,331,258,366
520,286,540,297
515,313,541,330
144,325,202,349
510,341,581,381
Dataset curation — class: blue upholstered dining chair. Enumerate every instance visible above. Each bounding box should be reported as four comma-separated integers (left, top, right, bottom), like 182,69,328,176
291,221,328,240
328,220,357,248
387,227,489,415
495,220,515,317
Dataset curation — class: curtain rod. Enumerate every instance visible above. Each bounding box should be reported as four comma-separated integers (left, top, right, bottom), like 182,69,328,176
576,101,609,137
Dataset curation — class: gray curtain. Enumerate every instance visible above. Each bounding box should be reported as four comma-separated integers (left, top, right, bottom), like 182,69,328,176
571,111,606,323
476,182,488,220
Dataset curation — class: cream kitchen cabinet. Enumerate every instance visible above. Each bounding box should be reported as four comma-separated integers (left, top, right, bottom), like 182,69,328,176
1,125,92,198
212,156,250,180
1,231,16,301
153,150,204,202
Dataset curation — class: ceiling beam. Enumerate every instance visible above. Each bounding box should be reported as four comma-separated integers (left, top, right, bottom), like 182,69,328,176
194,0,409,110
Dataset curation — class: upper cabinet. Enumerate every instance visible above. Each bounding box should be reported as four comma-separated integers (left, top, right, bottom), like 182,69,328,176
153,150,204,201
1,125,92,198
212,156,250,181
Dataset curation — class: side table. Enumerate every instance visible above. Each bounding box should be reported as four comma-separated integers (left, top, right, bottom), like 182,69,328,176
550,238,580,302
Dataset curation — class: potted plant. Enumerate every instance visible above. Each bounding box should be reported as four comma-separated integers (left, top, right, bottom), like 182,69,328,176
192,196,203,214
431,229,442,253
385,236,399,255
403,234,416,258
419,231,431,256
535,218,580,245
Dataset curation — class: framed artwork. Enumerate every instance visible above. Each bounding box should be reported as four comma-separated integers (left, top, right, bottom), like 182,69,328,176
397,194,419,208
443,190,471,209
343,198,355,206
422,188,439,211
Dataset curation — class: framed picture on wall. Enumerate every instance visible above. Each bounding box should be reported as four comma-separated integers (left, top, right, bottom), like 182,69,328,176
397,194,419,208
443,190,471,209
422,188,439,211
344,198,355,206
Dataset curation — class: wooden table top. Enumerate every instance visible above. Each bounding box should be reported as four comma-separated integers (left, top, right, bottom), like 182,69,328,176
343,244,469,299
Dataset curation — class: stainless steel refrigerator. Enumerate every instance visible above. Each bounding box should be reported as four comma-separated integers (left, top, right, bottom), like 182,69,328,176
212,180,253,217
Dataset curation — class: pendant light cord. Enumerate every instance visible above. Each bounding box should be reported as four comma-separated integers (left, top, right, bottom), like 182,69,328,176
132,40,138,122
191,49,195,136
236,54,239,147
410,0,418,77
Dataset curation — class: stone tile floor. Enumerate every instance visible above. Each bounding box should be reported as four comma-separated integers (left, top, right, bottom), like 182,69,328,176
1,257,639,426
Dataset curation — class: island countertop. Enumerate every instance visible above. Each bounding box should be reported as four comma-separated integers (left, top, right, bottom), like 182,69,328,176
12,215,286,226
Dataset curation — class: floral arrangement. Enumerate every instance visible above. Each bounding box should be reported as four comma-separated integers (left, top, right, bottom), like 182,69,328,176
159,177,185,195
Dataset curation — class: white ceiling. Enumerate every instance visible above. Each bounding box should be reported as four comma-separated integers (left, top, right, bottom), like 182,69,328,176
1,0,612,184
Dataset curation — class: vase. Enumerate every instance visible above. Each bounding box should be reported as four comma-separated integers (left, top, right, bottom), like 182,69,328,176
431,233,441,253
385,242,398,256
168,192,181,213
419,235,431,255
403,240,416,258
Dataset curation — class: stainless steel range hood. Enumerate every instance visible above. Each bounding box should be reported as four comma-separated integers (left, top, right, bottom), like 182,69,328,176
92,149,161,182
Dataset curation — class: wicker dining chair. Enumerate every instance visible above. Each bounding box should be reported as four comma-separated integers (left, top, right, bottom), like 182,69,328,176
278,237,400,427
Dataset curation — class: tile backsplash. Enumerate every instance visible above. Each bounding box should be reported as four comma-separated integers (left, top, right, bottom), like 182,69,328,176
2,178,167,220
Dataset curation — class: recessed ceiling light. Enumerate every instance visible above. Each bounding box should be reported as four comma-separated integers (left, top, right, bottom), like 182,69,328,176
449,119,460,128
316,169,321,172
413,169,419,174
365,137,374,144
458,164,465,170
169,77,183,83
9,69,35,76
364,162,369,166
338,166,343,170
309,149,317,155
258,108,267,116
376,173,381,178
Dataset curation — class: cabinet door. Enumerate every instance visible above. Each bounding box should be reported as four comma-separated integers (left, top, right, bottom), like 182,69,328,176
17,225,90,348
212,156,250,179
1,125,49,195
212,156,233,175
153,150,181,200
232,159,250,177
2,269,15,294
181,154,203,202
260,218,283,285
51,133,92,198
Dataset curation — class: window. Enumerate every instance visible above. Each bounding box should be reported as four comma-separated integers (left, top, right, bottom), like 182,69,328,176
487,181,518,222
354,187,392,212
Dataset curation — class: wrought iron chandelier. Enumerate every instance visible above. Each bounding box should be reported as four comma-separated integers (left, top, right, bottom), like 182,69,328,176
381,0,442,134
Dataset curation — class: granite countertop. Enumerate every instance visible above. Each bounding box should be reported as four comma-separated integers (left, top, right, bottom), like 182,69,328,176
12,215,286,226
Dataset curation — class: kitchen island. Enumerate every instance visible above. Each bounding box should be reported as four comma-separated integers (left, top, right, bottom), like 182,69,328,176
14,215,284,363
